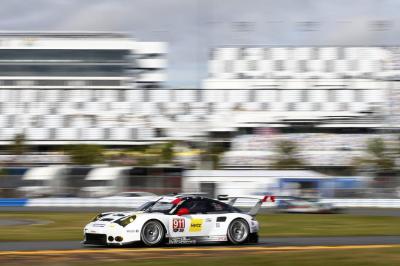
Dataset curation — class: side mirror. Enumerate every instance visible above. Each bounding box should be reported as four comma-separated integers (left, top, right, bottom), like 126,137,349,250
176,207,190,216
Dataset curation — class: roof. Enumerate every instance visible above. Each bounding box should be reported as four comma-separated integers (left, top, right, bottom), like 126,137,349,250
184,170,329,179
86,167,130,180
0,31,129,38
23,166,66,180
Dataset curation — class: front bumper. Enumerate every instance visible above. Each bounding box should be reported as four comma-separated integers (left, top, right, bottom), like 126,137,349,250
83,225,141,246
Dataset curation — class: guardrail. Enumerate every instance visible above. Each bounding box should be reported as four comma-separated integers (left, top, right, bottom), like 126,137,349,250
1,198,400,208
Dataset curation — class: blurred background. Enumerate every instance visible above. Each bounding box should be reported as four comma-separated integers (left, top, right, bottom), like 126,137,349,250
0,0,400,205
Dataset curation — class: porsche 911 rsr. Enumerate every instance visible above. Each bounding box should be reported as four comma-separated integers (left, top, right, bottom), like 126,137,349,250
83,194,273,246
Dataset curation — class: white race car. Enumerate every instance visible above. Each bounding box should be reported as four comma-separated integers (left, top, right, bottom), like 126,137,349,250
83,194,273,246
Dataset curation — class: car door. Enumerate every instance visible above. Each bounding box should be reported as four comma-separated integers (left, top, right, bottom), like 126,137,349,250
169,199,215,238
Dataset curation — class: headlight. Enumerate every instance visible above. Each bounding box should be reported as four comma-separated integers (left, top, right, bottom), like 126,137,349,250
115,215,136,227
91,213,106,222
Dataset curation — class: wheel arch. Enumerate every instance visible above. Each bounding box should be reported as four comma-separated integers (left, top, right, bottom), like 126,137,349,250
226,217,251,244
139,218,168,241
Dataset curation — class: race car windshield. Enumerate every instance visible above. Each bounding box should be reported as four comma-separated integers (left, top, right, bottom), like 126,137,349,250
147,201,175,214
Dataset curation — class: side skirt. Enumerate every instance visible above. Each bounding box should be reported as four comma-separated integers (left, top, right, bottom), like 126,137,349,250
168,235,228,245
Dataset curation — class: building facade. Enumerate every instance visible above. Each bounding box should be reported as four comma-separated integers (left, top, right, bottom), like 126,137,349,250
1,38,400,152
0,32,167,145
203,46,400,168
203,46,399,129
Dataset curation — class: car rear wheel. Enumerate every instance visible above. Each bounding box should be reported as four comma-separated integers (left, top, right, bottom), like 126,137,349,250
227,218,250,244
141,220,165,246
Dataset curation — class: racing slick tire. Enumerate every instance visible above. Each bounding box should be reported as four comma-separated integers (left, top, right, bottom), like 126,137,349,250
140,220,165,247
227,218,250,245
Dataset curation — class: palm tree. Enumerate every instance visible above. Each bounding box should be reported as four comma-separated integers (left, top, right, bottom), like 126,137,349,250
354,138,394,174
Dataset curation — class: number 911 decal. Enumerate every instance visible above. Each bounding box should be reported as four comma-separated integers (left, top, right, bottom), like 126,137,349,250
172,218,185,232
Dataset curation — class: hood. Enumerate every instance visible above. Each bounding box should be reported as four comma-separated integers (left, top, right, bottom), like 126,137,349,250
89,211,144,226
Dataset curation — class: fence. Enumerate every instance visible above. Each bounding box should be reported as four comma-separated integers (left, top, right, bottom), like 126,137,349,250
1,197,400,208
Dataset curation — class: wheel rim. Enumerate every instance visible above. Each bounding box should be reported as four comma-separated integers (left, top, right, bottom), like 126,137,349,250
230,220,248,243
142,221,163,244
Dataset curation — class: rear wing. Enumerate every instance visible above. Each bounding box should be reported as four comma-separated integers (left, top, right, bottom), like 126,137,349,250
218,195,275,216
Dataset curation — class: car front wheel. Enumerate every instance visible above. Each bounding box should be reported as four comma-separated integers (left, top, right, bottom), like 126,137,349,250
227,218,250,244
141,220,165,246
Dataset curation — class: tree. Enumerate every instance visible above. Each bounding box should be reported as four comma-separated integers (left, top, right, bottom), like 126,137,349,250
201,142,226,170
10,133,27,155
160,142,174,164
270,140,304,169
354,138,394,174
66,144,105,165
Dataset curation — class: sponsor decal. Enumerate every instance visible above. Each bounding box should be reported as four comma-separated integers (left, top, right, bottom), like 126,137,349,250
172,218,185,232
216,223,220,228
189,218,203,232
207,235,227,241
169,237,196,244
93,223,105,227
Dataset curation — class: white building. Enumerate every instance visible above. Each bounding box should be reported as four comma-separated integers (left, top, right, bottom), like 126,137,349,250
203,46,400,168
203,46,398,129
0,32,167,145
1,38,400,153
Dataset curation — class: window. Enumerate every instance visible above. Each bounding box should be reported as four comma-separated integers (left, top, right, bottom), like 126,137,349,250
49,128,56,139
350,60,358,71
208,200,233,213
313,102,321,111
208,103,214,114
276,90,281,102
63,116,71,127
338,47,345,60
354,90,363,102
326,60,334,72
312,47,319,60
299,60,308,72
275,60,285,71
89,80,120,86
249,90,256,102
248,60,257,71
3,80,15,86
224,61,233,73
91,117,97,127
117,90,126,102
68,80,86,86
7,115,15,127
178,199,208,214
104,128,110,139
238,48,246,59
301,90,309,102
37,80,65,86
18,80,34,86
263,48,270,60
131,128,138,139
287,102,295,111
328,90,336,102
209,49,216,59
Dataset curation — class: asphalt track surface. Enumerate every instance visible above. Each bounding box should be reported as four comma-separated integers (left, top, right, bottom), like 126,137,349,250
0,207,399,253
1,236,400,251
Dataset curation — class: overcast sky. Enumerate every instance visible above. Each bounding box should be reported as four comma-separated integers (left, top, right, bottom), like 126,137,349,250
0,0,400,87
